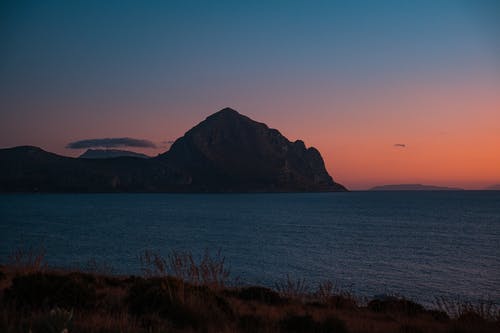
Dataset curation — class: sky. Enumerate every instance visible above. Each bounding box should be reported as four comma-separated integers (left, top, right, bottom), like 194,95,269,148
1,0,499,190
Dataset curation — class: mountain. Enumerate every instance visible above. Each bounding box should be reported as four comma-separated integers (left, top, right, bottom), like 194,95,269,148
79,149,150,159
0,108,346,192
160,108,345,191
370,184,464,191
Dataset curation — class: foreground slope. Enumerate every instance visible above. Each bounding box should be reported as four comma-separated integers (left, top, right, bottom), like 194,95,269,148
1,263,498,333
0,108,346,192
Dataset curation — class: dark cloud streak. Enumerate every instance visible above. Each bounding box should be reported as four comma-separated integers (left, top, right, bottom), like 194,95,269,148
394,144,406,148
67,137,157,149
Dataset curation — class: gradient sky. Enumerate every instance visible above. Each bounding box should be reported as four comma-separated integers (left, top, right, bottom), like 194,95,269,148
1,0,499,190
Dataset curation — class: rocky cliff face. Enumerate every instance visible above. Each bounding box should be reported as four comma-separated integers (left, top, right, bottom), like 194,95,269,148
160,108,346,191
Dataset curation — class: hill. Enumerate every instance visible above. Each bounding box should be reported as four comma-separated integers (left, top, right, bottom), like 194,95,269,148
370,184,464,191
0,146,184,192
79,149,150,159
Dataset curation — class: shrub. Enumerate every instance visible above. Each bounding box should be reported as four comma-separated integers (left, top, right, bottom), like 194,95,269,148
280,314,348,333
239,314,270,333
5,272,97,310
126,277,233,330
427,309,450,322
127,277,181,316
368,296,425,316
233,286,285,305
280,314,318,333
321,315,349,333
30,307,73,333
127,278,202,328
398,324,424,333
323,295,358,310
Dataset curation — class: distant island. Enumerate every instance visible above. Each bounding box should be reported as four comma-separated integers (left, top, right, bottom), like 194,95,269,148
79,149,150,159
0,108,346,192
485,184,500,190
370,184,464,191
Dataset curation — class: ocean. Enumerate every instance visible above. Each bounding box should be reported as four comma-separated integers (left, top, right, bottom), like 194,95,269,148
1,191,499,305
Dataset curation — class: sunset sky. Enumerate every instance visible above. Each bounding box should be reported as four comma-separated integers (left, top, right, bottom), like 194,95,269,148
1,0,499,190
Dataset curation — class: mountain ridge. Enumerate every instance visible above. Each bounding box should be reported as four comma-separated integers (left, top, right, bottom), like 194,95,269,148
0,108,346,192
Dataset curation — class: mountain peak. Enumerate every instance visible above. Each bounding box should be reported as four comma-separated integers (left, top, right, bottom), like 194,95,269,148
206,107,242,120
216,107,239,115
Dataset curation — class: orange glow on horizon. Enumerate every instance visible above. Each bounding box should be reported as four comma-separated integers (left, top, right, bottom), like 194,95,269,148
2,75,498,191
257,76,500,190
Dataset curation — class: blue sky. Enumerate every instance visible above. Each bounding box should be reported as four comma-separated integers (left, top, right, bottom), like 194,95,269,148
1,0,499,189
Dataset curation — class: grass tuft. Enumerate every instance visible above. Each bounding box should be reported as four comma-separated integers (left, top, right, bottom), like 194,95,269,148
434,296,500,321
139,248,230,289
276,275,308,299
9,246,47,274
5,272,98,310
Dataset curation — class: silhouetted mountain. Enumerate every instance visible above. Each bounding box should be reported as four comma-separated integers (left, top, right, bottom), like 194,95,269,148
79,149,150,159
0,146,187,192
0,108,346,192
485,184,500,190
160,108,346,191
370,184,463,191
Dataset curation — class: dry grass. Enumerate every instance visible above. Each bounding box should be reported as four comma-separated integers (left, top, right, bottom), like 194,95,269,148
8,245,47,274
83,257,115,275
275,274,308,299
434,296,500,321
139,249,230,289
1,248,499,333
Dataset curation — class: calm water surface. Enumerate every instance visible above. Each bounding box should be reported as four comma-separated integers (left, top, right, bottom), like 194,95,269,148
1,192,499,304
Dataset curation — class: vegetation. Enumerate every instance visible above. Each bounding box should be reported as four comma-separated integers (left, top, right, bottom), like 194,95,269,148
0,249,498,333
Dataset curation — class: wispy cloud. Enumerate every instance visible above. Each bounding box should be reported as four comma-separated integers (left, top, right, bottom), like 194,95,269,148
394,143,406,148
66,137,157,149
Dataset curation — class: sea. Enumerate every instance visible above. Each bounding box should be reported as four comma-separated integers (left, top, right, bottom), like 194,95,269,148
1,191,499,306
